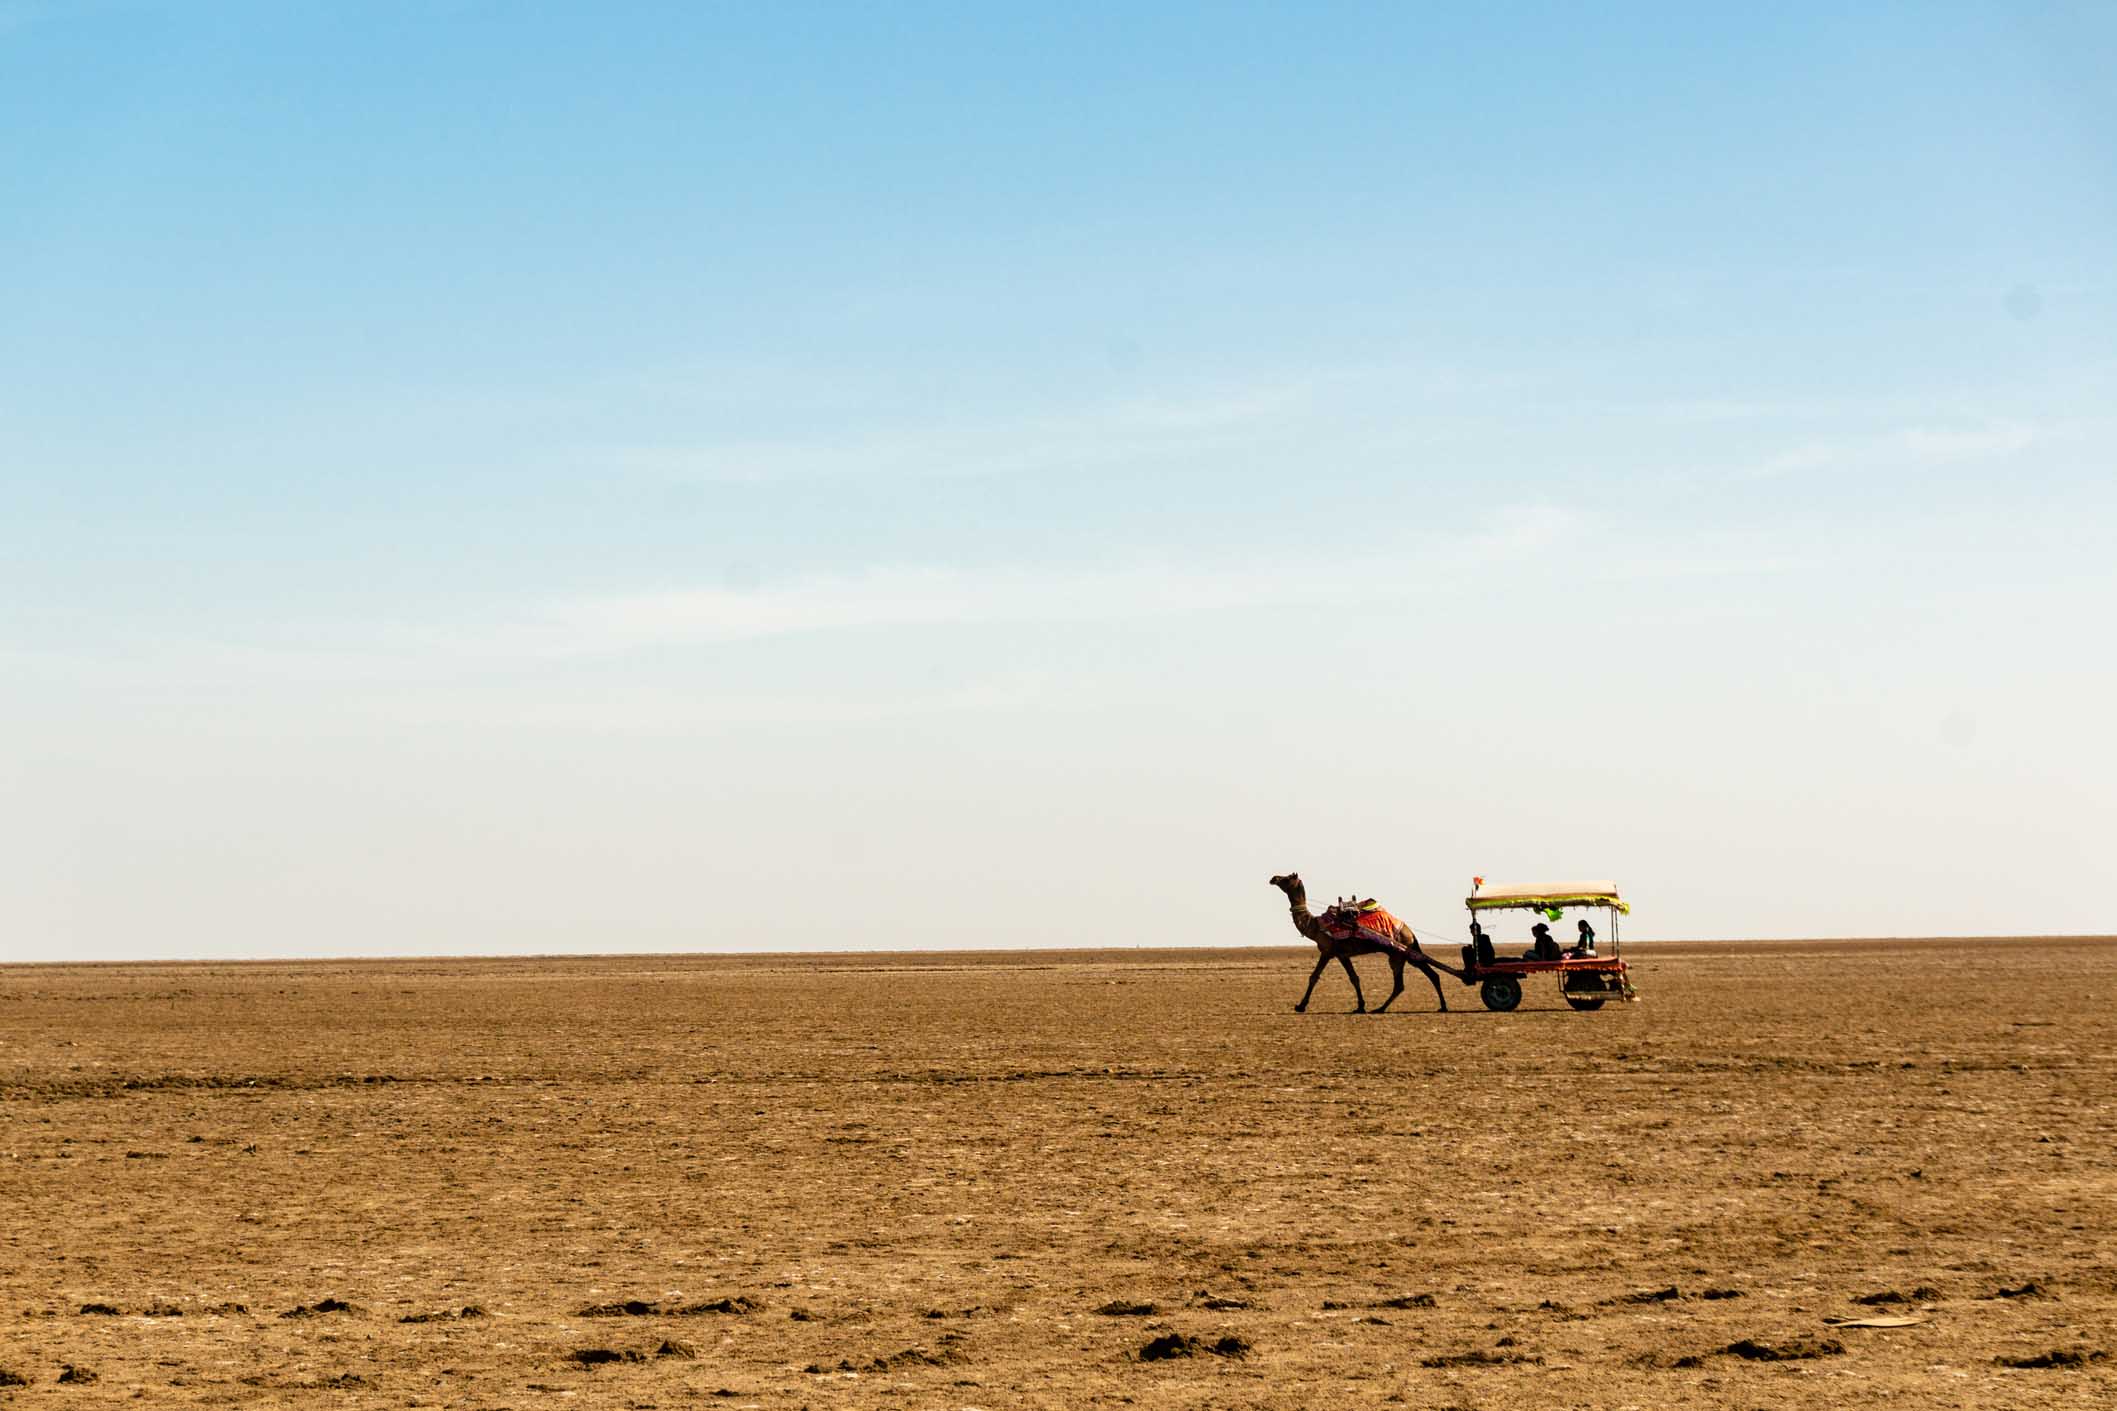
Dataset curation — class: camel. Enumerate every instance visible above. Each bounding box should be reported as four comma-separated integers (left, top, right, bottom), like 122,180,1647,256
1268,872,1462,1013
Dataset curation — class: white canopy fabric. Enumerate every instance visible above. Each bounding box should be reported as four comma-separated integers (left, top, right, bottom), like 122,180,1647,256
1474,881,1620,903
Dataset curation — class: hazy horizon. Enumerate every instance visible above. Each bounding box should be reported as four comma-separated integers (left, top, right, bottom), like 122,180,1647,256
6,3,2114,963
9,932,2117,974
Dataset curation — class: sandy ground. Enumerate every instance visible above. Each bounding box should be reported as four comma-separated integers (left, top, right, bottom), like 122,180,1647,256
3,937,2114,1409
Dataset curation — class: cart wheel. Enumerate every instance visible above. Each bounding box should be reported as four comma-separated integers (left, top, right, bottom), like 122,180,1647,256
1479,977,1522,1012
1564,995,1606,1011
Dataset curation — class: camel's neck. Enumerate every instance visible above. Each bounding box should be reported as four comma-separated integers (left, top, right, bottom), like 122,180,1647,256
1278,881,1324,943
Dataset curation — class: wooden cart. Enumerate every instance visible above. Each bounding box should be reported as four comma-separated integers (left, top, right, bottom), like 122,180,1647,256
1456,880,1638,1011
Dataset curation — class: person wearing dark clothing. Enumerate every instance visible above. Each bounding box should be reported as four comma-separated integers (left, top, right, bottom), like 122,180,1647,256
1571,919,1597,957
1529,921,1560,960
1469,920,1497,967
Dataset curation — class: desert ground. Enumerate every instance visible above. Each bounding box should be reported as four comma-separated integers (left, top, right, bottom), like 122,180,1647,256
2,937,2113,1409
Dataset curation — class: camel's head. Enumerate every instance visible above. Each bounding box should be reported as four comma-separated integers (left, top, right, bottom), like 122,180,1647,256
1268,872,1301,894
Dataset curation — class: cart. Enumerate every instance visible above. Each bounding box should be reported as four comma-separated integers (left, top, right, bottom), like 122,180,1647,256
1456,880,1637,1012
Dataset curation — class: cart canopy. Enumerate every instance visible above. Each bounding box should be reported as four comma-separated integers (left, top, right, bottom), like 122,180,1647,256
1468,881,1628,914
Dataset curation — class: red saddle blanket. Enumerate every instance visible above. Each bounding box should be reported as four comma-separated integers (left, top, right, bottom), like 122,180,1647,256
1320,903,1412,950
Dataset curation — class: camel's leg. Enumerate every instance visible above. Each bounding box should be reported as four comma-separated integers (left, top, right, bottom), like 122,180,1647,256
1337,954,1366,1012
1373,956,1406,1013
1414,956,1449,1011
1294,952,1331,1013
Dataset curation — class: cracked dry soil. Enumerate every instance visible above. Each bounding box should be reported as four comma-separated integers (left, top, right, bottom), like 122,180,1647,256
2,937,2113,1407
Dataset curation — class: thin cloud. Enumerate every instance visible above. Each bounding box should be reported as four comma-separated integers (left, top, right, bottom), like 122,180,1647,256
517,506,1787,655
534,562,1336,650
366,674,1063,734
0,506,1796,705
1748,420,2040,479
598,385,1307,485
587,364,1535,487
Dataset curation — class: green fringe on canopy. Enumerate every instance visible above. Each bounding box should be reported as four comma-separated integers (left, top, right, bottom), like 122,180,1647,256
1467,893,1631,914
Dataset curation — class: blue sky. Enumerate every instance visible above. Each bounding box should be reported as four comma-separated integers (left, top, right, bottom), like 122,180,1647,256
4,2,2113,960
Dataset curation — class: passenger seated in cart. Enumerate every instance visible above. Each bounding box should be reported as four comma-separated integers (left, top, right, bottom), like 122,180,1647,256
1571,919,1597,957
1469,920,1497,967
1527,921,1561,961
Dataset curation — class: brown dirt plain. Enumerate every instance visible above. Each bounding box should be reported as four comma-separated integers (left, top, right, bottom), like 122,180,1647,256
3,938,2115,1409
